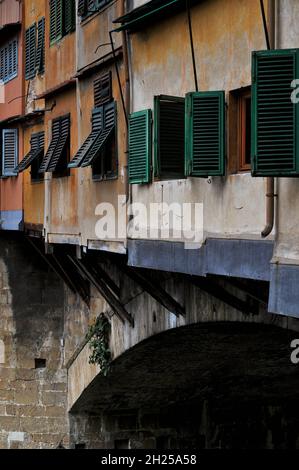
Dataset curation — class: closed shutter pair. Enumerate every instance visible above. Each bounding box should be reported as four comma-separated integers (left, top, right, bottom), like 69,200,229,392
50,0,75,44
128,91,225,184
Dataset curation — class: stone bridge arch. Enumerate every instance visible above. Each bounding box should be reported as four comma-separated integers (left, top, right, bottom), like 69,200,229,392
68,312,299,448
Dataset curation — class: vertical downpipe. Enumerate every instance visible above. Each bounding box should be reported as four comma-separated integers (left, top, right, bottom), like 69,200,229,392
261,0,276,238
120,0,131,204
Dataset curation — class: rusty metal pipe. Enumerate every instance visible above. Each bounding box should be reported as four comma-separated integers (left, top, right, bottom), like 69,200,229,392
261,0,276,238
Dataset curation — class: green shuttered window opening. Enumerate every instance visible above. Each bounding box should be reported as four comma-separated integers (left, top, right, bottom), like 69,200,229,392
36,18,45,74
154,95,185,180
2,129,18,177
185,91,225,177
128,110,152,184
251,48,299,176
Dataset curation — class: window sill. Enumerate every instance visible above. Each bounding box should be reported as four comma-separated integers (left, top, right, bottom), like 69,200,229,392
92,174,118,182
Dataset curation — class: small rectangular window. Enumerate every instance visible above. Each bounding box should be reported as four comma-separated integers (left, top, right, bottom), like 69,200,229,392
78,0,112,19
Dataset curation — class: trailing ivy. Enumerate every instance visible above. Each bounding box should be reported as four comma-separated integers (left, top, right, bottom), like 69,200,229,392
86,314,111,376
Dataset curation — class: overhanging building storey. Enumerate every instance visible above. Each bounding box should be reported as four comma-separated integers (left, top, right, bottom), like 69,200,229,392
0,0,299,450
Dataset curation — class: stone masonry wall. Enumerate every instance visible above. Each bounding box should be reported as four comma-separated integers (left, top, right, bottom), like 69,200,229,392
0,233,68,449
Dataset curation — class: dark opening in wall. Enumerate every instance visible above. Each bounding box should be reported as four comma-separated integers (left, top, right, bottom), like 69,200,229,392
114,439,129,449
34,358,46,369
75,443,86,449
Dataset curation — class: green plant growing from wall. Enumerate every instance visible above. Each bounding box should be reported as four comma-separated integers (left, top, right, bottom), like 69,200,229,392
86,314,111,376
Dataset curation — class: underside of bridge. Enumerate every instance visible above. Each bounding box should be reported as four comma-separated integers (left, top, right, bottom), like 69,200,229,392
70,322,299,449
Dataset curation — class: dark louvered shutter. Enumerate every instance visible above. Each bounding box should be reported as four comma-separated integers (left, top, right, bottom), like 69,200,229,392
128,110,152,184
252,49,299,176
94,71,112,108
50,0,63,44
64,0,76,34
154,95,185,178
47,116,70,172
2,129,18,177
185,91,225,177
15,132,44,173
39,120,61,173
68,108,103,168
81,102,115,167
78,0,87,16
36,18,45,73
25,24,36,80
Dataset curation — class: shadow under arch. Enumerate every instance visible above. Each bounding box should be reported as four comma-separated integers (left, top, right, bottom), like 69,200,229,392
70,321,299,449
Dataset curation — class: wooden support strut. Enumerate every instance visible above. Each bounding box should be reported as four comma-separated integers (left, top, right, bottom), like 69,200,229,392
109,259,185,317
26,237,90,305
68,256,134,326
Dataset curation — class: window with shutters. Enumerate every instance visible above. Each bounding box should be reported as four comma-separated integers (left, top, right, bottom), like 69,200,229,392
15,132,44,182
0,38,18,84
185,91,225,177
25,24,36,80
68,101,117,180
50,0,75,45
78,0,112,20
2,129,18,177
154,95,185,180
128,110,152,184
252,49,299,176
39,115,70,177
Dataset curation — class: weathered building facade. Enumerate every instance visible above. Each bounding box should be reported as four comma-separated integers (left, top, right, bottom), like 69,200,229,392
1,0,299,449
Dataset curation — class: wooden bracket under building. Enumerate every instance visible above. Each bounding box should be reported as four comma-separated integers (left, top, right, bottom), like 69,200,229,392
68,255,134,327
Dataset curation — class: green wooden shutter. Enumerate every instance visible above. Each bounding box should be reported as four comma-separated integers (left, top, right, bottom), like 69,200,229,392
47,115,70,172
64,0,76,34
50,0,63,44
36,18,45,73
129,110,152,184
2,129,18,177
25,24,36,80
154,95,185,179
252,49,299,176
185,91,225,177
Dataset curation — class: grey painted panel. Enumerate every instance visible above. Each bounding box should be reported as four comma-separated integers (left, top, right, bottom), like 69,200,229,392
128,238,273,281
206,239,273,281
127,239,206,276
269,264,299,318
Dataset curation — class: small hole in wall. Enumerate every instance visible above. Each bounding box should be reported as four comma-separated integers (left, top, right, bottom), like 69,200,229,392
75,443,86,449
153,311,157,323
35,358,46,369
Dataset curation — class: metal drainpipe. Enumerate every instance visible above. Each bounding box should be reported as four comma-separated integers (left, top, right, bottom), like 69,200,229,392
120,0,131,204
261,0,276,238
